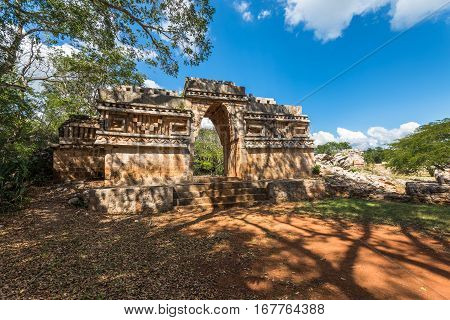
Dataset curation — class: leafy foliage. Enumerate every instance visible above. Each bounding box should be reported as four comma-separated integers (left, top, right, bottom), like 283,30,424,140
193,128,224,176
0,75,42,212
42,47,145,132
385,119,449,174
312,164,321,175
0,1,216,212
315,141,351,155
1,0,214,79
363,147,387,164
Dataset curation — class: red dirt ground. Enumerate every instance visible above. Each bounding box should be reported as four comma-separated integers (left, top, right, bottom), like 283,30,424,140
0,185,448,299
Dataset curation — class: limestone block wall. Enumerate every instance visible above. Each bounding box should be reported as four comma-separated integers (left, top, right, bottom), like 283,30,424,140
83,186,173,214
105,146,191,186
241,148,314,180
53,147,105,181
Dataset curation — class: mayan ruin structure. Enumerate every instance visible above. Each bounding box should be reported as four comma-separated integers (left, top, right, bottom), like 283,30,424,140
52,78,317,213
53,77,315,185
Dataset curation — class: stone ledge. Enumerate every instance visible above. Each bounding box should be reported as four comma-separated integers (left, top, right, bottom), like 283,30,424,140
267,179,327,203
82,186,173,214
406,182,450,204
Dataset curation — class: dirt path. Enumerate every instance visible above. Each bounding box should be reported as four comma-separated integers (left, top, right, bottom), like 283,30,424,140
0,186,448,299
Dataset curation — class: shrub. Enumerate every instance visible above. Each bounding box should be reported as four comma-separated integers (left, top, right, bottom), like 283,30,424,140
315,142,351,156
312,164,321,175
364,147,387,164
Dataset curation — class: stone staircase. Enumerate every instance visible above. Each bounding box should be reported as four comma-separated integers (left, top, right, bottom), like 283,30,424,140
173,176,269,210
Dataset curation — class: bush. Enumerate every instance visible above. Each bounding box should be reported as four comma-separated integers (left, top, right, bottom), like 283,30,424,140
312,164,321,175
0,157,30,213
0,80,54,213
315,142,351,156
364,147,387,164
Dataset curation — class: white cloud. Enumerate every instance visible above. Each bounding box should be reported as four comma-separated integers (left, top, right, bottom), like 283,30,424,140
283,0,450,41
390,0,450,30
234,1,253,22
258,10,271,20
201,118,214,129
242,11,254,22
18,37,78,92
312,121,420,150
312,130,336,145
143,79,161,88
235,1,250,13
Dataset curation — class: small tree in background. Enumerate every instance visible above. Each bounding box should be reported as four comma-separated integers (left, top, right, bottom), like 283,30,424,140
193,128,224,176
386,118,449,174
315,141,351,155
363,147,387,164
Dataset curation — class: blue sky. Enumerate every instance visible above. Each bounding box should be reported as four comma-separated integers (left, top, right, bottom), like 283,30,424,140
142,0,450,149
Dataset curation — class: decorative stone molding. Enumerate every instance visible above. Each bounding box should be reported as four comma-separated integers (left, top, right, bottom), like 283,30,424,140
244,138,314,149
95,131,190,148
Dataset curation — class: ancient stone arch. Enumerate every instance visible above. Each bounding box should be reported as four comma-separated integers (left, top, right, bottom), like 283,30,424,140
53,78,314,185
194,103,234,176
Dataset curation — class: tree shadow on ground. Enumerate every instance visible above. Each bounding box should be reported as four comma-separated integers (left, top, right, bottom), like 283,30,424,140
0,186,448,299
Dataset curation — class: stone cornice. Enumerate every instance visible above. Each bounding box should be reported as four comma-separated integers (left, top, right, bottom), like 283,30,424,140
95,132,190,148
97,103,192,117
244,138,314,149
244,112,310,122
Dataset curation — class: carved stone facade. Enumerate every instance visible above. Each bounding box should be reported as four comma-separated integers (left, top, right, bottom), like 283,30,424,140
53,77,314,185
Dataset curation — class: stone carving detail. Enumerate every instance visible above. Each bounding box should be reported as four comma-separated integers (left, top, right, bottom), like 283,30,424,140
58,115,101,145
245,138,314,149
243,112,312,148
95,133,190,147
96,102,191,147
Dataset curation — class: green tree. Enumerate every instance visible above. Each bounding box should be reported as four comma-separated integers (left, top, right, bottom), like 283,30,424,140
1,0,214,81
0,73,42,212
193,128,224,176
0,1,215,212
386,119,450,174
364,147,387,164
315,141,352,155
41,47,145,132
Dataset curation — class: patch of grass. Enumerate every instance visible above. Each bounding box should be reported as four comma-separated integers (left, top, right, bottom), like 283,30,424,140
295,198,449,236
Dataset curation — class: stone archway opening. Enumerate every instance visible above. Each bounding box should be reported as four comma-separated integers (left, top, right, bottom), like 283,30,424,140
192,104,234,178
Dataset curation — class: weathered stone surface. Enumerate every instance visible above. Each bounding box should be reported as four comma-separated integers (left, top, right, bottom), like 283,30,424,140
405,182,450,204
267,179,327,203
83,186,173,214
53,147,105,182
316,150,365,169
434,167,450,185
382,193,412,202
334,150,365,168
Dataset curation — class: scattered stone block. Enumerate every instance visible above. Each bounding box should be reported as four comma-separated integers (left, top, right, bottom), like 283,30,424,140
267,179,327,203
82,186,173,214
434,168,450,185
405,182,450,204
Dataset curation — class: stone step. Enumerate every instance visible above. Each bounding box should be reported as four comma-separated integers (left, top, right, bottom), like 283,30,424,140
174,187,267,200
174,180,268,193
174,193,267,206
175,199,268,211
192,176,241,183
